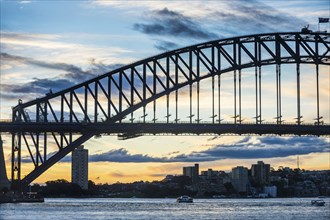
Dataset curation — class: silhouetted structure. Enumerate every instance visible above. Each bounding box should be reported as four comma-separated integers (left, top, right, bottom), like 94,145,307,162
183,164,199,184
251,161,270,185
72,146,88,190
232,166,249,193
0,136,10,191
0,32,328,193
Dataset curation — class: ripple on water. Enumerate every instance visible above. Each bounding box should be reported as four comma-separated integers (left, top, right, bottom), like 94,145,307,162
0,198,329,220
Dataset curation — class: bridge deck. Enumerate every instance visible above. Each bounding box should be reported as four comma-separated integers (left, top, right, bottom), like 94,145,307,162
0,121,329,136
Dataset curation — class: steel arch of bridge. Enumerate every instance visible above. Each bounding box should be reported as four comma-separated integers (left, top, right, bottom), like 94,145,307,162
2,32,330,191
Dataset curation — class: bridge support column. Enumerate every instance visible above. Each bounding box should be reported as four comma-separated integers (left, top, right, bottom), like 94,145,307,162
11,132,22,194
296,63,301,125
10,101,24,193
316,63,320,125
0,135,10,192
254,66,262,124
276,64,282,124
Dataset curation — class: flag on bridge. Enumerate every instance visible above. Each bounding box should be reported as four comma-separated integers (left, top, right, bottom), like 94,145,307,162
319,17,329,23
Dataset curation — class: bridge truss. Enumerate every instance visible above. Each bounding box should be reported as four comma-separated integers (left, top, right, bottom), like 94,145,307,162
0,32,329,191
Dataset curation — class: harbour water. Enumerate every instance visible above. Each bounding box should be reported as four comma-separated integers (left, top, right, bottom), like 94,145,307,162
0,197,329,220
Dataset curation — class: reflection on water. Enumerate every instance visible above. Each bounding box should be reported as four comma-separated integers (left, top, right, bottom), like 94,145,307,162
0,198,329,220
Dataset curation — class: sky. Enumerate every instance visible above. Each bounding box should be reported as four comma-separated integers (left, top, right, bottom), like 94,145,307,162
0,0,329,184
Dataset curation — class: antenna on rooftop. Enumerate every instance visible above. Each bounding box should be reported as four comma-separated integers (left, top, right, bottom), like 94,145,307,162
297,155,300,170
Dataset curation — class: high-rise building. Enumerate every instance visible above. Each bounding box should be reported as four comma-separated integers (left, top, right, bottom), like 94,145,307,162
72,145,88,190
251,161,270,185
183,163,199,184
231,166,248,193
0,136,10,191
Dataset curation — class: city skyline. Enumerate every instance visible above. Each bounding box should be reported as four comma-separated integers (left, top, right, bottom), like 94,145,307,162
0,0,329,184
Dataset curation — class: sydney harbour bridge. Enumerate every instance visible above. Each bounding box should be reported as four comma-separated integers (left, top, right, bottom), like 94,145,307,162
0,32,329,192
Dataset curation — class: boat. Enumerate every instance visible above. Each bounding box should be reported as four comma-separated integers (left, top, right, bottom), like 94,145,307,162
311,199,325,206
176,195,193,203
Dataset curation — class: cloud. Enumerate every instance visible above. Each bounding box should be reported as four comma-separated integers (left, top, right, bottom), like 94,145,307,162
89,58,124,74
1,52,94,81
1,32,133,66
80,137,329,163
134,8,218,39
109,171,125,178
181,136,329,162
19,1,32,4
154,40,179,51
2,79,72,95
89,148,165,163
212,1,304,34
167,151,180,156
0,52,125,98
95,1,308,37
0,52,93,97
20,136,328,164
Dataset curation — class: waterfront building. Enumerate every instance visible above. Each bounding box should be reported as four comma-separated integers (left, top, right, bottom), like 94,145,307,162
231,166,249,193
72,145,88,190
251,161,270,185
0,136,10,191
183,163,199,184
200,169,230,185
264,185,277,197
201,169,219,180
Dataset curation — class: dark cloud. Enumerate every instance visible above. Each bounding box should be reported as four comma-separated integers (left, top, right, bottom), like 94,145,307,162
1,78,73,97
109,171,125,178
182,136,329,161
4,78,72,95
1,52,94,96
89,148,165,163
60,137,328,163
1,52,124,99
20,136,328,164
134,1,305,41
154,40,179,51
134,8,218,39
1,53,94,82
212,0,305,35
21,150,63,163
167,151,180,156
207,136,220,141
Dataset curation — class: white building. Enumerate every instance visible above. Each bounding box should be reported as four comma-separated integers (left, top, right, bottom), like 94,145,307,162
231,166,249,193
264,186,277,197
72,145,88,190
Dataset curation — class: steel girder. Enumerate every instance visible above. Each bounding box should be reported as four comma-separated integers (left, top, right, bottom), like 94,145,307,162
4,32,330,190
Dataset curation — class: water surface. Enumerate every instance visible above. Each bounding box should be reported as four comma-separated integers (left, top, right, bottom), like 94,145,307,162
1,198,329,220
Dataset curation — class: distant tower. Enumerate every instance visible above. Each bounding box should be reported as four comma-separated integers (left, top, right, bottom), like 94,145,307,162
71,145,88,190
251,161,270,185
297,156,300,169
183,163,199,184
231,166,249,193
0,135,10,191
